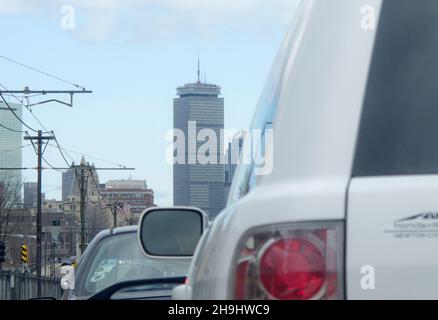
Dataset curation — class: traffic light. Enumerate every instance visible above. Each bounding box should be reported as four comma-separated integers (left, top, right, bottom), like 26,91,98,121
0,241,5,263
21,244,28,264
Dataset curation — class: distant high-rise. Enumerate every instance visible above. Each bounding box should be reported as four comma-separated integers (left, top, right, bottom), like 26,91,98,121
173,60,225,218
62,169,75,201
23,182,45,208
0,101,22,190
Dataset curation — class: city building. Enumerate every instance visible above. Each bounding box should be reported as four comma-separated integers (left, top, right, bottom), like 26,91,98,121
62,158,101,203
23,182,45,209
0,101,22,192
62,169,75,201
100,178,155,224
41,208,76,275
43,199,64,213
173,61,225,218
62,157,112,238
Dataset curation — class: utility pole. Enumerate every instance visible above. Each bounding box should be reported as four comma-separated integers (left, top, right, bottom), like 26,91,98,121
79,167,86,255
24,131,54,297
70,163,90,257
112,205,117,229
107,203,123,229
1,87,93,296
71,163,134,256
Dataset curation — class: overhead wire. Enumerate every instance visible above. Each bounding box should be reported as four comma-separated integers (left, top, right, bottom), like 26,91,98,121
0,92,40,133
51,134,75,167
0,122,27,133
46,143,127,169
1,143,32,154
0,55,85,89
0,82,50,133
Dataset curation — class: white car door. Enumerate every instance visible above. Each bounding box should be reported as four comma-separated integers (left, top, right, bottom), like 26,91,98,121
347,0,438,299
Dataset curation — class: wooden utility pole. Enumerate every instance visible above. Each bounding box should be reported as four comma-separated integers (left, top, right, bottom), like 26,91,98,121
24,131,54,298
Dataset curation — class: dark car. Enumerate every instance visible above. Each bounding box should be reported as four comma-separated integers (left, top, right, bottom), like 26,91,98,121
63,226,190,300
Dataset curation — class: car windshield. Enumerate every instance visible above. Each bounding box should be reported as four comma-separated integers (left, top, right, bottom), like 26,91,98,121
77,232,190,297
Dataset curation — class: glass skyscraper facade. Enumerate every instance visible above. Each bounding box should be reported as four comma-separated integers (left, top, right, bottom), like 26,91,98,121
173,81,225,219
0,101,22,190
62,169,75,201
24,182,45,208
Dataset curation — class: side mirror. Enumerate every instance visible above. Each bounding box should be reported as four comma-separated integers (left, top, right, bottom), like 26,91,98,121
138,207,208,258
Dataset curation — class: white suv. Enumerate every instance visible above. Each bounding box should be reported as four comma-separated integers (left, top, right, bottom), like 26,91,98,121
174,0,438,300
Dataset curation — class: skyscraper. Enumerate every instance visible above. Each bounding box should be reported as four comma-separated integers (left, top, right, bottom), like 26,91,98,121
62,169,75,201
23,182,45,208
173,61,225,219
0,101,22,190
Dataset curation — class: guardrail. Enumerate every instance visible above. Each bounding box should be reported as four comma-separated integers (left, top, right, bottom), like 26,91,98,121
0,270,63,300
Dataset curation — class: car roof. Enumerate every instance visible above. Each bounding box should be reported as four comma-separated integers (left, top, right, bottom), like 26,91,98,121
78,225,138,266
93,225,138,240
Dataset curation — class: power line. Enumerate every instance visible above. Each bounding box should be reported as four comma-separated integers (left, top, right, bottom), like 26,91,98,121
55,139,76,164
89,170,108,204
47,143,126,168
26,136,64,174
0,122,27,133
51,134,75,167
0,82,50,132
26,105,49,132
1,144,32,154
0,92,40,133
0,55,86,90
41,155,63,173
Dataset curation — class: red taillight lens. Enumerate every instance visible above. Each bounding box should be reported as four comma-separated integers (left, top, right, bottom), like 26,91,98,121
259,238,325,300
232,222,343,300
234,259,250,300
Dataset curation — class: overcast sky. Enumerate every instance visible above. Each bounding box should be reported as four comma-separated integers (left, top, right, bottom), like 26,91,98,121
0,0,300,205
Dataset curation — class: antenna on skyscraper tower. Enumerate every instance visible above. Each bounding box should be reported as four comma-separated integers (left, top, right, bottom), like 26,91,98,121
197,50,201,84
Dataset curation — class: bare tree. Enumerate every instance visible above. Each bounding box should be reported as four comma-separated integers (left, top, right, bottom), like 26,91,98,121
85,204,111,242
0,174,23,243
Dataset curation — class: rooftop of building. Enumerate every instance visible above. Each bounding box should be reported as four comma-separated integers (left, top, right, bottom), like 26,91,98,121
103,178,149,190
176,81,221,97
176,57,221,97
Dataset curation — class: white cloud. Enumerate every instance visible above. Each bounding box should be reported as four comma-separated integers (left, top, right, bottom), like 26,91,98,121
0,0,29,13
0,0,301,41
76,14,117,41
50,0,297,13
1,0,300,14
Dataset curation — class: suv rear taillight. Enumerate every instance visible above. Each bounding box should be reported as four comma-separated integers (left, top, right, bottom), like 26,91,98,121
231,222,343,300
